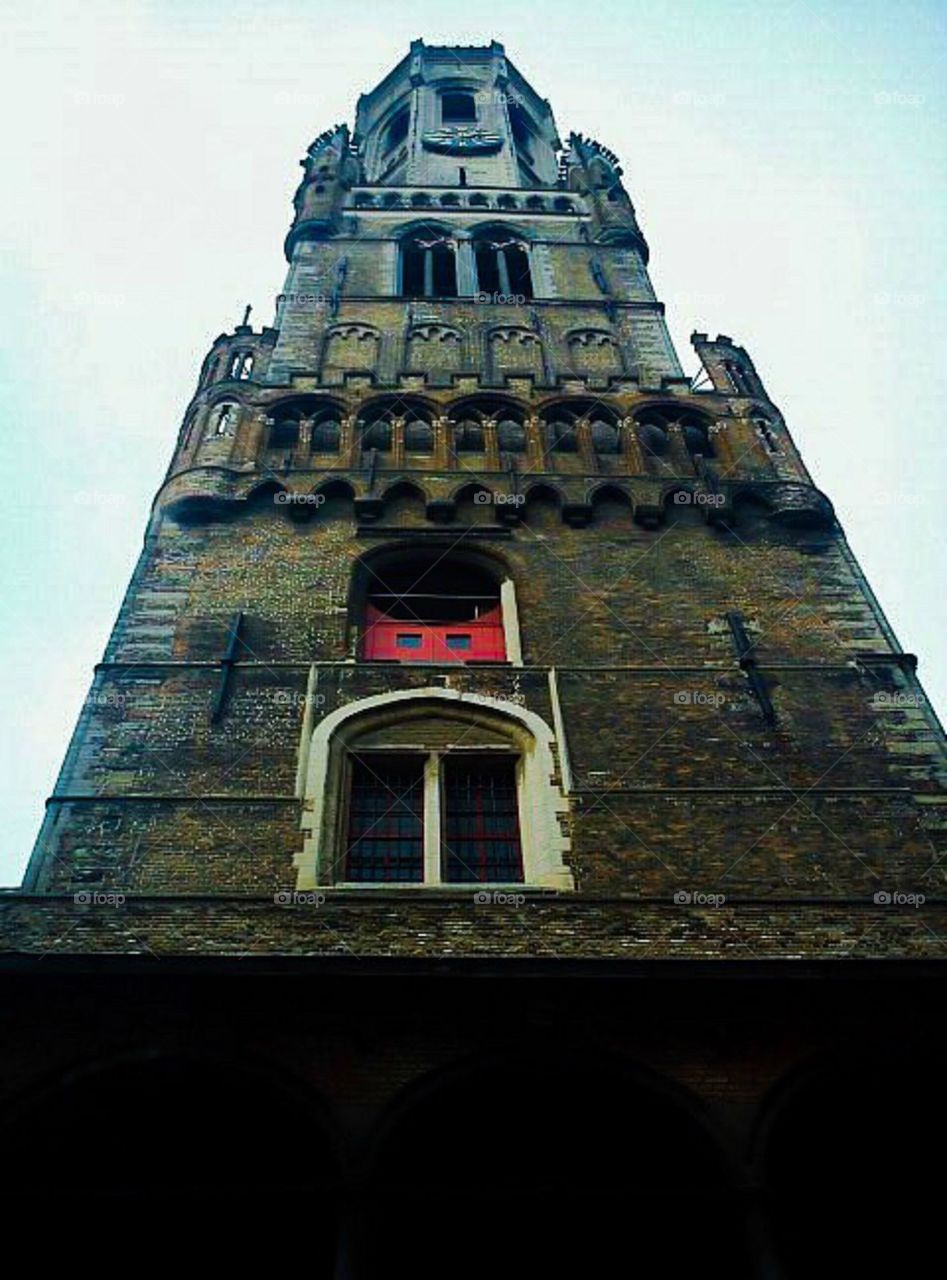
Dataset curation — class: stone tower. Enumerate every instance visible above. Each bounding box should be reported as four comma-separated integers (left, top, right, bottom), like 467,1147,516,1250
4,41,947,1279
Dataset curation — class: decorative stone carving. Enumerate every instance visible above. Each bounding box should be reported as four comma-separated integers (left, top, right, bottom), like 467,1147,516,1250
421,127,503,154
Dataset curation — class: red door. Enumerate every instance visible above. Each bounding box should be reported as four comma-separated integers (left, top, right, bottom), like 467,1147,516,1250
363,606,505,662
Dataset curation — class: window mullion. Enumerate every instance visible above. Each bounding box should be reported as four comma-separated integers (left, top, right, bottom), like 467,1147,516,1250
423,752,442,884
496,248,512,297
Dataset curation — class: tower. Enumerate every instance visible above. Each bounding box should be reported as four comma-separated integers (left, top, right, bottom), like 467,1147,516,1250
4,40,947,1278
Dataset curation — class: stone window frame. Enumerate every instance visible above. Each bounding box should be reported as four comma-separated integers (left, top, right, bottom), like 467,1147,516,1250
294,689,573,892
349,543,525,668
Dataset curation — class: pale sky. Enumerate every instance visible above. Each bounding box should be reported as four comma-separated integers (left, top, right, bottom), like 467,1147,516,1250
1,0,944,885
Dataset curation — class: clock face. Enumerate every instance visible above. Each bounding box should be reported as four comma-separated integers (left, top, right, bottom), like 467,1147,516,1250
421,127,504,155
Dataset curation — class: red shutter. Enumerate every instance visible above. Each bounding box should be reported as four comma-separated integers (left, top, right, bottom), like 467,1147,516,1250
363,605,505,662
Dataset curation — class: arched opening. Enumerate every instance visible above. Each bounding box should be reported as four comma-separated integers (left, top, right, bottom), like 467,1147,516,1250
762,1050,947,1279
591,483,633,527
229,351,253,380
313,479,355,521
440,91,477,123
358,398,434,454
400,230,457,298
522,483,562,527
634,404,716,473
384,107,409,154
310,409,342,453
2,1055,341,1266
447,398,527,457
357,1053,749,1279
267,407,300,455
380,481,426,525
473,229,534,299
361,553,505,663
543,409,579,452
403,413,434,453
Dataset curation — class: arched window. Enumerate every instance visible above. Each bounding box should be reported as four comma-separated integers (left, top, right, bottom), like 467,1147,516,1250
295,689,573,889
544,412,579,452
267,410,299,451
724,359,755,396
359,407,392,452
403,414,434,452
634,405,716,465
230,351,253,380
310,411,341,453
453,419,485,453
441,91,477,124
362,556,505,663
446,400,527,457
497,417,526,452
589,417,620,454
754,414,780,454
385,108,409,154
473,231,533,300
400,232,457,298
210,402,239,438
680,414,715,460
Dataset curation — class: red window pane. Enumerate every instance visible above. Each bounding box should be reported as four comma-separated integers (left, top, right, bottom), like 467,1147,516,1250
345,756,424,882
442,756,523,883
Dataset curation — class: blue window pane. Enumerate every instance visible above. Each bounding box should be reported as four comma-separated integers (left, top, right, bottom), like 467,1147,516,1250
396,634,423,648
446,635,472,650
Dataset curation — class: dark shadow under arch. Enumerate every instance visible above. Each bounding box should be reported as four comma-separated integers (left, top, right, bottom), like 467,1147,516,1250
354,1048,751,1280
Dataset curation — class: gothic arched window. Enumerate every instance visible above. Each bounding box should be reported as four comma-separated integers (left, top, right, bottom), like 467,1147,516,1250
296,687,573,890
400,233,457,298
473,232,533,300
